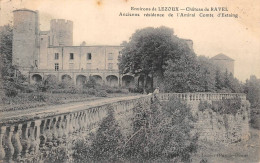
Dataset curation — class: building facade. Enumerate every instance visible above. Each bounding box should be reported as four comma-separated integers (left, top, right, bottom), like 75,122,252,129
12,9,198,88
12,9,136,87
211,53,235,75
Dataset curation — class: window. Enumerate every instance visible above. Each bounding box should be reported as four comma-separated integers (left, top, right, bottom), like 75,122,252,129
108,53,113,60
108,63,113,70
35,60,38,67
70,53,74,60
87,53,92,60
86,63,92,69
69,63,74,69
55,63,59,71
55,53,59,60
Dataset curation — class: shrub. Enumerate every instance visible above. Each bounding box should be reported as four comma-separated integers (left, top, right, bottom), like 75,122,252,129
87,88,97,95
59,77,74,89
84,76,97,89
95,90,108,97
5,86,18,97
28,93,48,102
44,75,60,91
128,87,143,93
198,101,211,112
250,109,260,129
43,145,69,163
211,98,242,115
34,82,47,92
106,87,123,93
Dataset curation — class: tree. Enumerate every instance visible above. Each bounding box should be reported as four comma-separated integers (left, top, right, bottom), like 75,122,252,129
44,75,60,91
244,75,260,129
119,26,192,93
0,25,12,69
124,98,198,162
215,69,224,92
0,25,27,97
197,56,216,92
73,106,125,162
215,68,243,93
163,44,199,92
227,72,244,93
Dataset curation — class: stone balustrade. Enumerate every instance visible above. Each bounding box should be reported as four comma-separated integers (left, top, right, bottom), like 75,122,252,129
157,93,246,101
0,95,150,162
0,93,245,162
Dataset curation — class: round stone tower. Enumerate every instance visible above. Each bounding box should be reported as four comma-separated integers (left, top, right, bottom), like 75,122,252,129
50,19,73,46
12,9,39,73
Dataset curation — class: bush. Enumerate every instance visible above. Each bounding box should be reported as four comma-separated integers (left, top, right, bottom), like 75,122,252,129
43,145,69,163
106,87,122,93
198,101,211,112
51,88,79,94
44,75,60,90
5,86,18,97
250,109,260,129
59,77,74,89
95,90,108,97
211,98,242,115
84,76,97,89
128,87,143,93
28,93,48,102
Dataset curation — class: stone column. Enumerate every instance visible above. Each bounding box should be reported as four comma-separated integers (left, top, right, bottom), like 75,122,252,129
21,122,31,157
12,124,23,160
6,126,15,162
62,115,69,139
30,120,41,154
51,117,58,145
0,126,6,161
45,119,53,146
39,120,47,148
57,116,64,142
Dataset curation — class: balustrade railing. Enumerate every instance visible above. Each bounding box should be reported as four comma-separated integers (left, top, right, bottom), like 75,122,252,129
157,93,246,101
0,93,245,162
0,95,150,162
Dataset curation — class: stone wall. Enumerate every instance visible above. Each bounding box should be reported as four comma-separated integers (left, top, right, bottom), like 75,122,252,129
192,100,250,144
156,93,250,144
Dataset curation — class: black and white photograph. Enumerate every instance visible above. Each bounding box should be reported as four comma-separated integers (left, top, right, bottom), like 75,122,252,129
0,0,259,162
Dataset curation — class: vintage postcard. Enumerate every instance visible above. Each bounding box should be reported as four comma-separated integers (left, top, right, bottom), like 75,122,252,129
0,0,259,162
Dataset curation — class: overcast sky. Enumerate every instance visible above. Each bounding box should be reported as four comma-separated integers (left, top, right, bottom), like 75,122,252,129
1,0,259,81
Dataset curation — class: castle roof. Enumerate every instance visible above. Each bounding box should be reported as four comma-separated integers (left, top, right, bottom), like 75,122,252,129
211,53,234,61
13,8,37,13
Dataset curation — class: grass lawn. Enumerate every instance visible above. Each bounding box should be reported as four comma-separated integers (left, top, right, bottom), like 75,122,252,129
0,92,140,112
